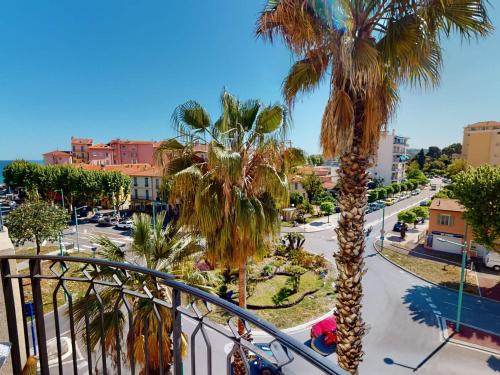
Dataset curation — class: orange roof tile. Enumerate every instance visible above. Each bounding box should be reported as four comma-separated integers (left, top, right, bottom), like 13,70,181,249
430,198,465,212
71,138,93,145
110,139,156,145
43,150,72,157
88,143,112,149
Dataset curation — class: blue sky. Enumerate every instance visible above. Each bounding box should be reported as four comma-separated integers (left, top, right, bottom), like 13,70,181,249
0,1,499,160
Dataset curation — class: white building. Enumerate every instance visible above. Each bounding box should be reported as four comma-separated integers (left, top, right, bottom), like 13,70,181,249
369,130,409,185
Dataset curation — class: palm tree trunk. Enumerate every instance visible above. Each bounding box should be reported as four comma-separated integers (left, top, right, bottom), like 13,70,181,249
334,99,368,374
237,260,247,334
233,260,247,375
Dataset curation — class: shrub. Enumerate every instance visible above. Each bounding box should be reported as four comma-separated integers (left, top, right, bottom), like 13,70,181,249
290,192,305,206
272,287,293,306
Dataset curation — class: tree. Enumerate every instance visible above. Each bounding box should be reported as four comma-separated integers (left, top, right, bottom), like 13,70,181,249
311,190,335,205
320,201,335,223
158,91,290,324
6,200,68,254
308,154,324,166
453,166,500,251
73,212,207,372
290,192,305,206
377,187,387,200
442,143,462,157
301,174,324,202
398,210,417,225
426,146,441,159
447,159,468,178
257,1,491,372
368,190,378,203
391,183,401,194
412,206,429,220
417,149,426,170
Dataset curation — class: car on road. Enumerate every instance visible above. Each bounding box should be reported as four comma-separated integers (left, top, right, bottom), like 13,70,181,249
115,219,133,230
98,216,117,227
484,251,500,272
430,184,437,191
392,221,404,232
90,213,104,223
384,198,395,206
411,189,420,196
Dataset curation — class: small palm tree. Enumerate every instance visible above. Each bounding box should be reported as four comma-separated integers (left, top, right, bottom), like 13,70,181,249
257,1,491,373
157,91,303,317
72,211,211,374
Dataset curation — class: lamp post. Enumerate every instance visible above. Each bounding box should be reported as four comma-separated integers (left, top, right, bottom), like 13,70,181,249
436,226,468,333
73,206,86,253
380,205,386,249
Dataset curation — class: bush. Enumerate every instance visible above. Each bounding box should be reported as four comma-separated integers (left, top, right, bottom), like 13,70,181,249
311,191,335,205
272,287,293,306
297,201,314,215
290,192,305,206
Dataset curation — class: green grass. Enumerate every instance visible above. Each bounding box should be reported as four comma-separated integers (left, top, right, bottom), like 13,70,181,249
252,276,335,329
380,247,480,295
16,245,60,261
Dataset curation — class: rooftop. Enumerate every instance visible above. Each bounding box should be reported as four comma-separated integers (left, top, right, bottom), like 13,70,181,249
430,198,465,212
464,121,500,131
88,143,113,149
71,137,93,145
43,150,72,157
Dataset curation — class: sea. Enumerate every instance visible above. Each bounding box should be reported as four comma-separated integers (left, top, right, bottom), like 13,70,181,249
0,160,43,185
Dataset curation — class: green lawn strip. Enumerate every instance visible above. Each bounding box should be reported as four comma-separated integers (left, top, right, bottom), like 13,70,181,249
380,247,480,295
22,253,94,314
16,245,60,262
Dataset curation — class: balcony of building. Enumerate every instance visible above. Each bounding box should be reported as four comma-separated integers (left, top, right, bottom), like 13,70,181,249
0,229,346,375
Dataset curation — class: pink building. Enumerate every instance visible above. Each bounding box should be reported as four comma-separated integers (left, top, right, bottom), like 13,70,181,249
110,140,158,165
71,137,93,162
88,144,114,165
43,151,73,165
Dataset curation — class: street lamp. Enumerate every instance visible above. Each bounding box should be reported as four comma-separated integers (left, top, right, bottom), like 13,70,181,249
436,231,468,333
73,206,86,253
380,205,386,249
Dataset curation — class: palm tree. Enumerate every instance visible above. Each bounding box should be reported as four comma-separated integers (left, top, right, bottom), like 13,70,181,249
72,212,211,374
257,1,491,373
157,91,303,315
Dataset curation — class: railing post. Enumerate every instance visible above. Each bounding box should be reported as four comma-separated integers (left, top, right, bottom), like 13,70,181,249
29,259,49,375
171,288,183,375
0,228,27,374
0,259,22,374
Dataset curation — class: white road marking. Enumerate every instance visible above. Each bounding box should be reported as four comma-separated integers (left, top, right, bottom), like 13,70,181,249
433,310,442,315
420,293,427,296
429,304,437,308
426,298,433,302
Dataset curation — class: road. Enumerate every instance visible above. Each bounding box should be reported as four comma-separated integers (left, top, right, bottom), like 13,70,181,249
281,180,500,374
30,179,500,374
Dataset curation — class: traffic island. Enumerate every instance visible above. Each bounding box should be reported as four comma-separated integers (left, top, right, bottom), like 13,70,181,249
440,318,500,356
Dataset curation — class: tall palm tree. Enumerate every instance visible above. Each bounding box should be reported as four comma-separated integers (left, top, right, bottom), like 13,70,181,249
72,212,210,374
157,91,303,318
257,1,491,373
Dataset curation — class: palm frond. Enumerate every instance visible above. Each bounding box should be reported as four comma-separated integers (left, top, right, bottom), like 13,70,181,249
171,100,211,137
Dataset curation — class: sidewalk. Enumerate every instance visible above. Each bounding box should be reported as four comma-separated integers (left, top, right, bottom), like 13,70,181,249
281,215,337,233
443,319,500,355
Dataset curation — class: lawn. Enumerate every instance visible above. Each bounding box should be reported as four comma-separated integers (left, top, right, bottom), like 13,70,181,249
380,246,480,295
16,245,60,262
21,252,94,313
251,276,335,329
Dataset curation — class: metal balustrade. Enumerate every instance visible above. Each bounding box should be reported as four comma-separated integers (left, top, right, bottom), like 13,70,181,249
0,255,347,375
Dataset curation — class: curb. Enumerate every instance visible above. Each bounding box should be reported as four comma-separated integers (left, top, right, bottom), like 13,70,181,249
372,241,500,304
252,308,336,337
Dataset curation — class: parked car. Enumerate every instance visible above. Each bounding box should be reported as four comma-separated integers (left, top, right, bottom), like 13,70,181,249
384,198,395,206
98,216,117,227
430,184,437,191
411,189,420,196
419,200,430,206
393,221,404,232
484,251,500,272
90,213,104,223
115,219,133,230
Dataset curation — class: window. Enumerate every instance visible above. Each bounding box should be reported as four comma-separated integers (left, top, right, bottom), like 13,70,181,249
294,183,298,190
438,214,453,226
146,190,149,200
105,153,109,157
81,146,84,151
133,177,137,187
156,179,160,189
145,177,149,187
134,189,138,199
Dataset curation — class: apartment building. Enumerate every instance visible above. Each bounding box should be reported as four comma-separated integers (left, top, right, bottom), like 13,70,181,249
109,139,159,165
43,151,73,165
71,137,93,162
461,121,500,167
290,165,339,196
369,130,409,185
88,144,114,166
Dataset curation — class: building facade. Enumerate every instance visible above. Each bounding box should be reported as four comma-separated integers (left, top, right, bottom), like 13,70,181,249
290,166,339,196
71,137,93,162
43,151,73,165
109,140,159,165
369,130,409,185
88,144,114,165
461,121,500,167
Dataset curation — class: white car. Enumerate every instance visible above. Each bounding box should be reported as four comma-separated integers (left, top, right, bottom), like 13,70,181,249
115,219,133,230
484,251,500,272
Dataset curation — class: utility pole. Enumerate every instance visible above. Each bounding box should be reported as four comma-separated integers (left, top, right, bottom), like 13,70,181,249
380,205,386,249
